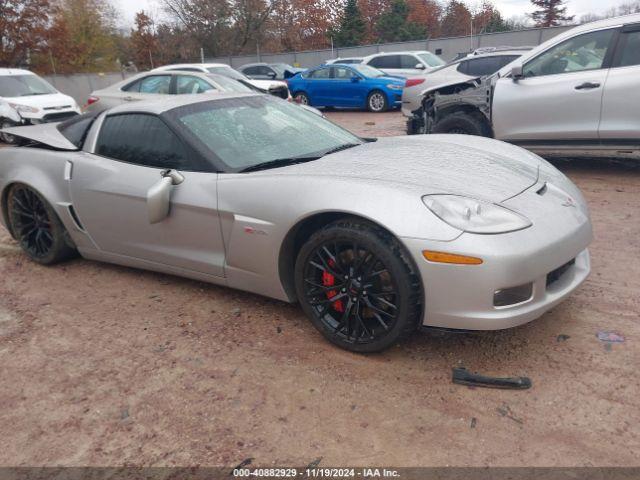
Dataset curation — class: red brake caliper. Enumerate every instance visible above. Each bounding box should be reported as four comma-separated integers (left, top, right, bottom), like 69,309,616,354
322,259,344,312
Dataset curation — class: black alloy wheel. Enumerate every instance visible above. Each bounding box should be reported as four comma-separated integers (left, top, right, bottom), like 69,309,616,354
295,219,421,352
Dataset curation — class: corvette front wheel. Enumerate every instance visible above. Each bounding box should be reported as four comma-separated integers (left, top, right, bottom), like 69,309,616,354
295,219,422,353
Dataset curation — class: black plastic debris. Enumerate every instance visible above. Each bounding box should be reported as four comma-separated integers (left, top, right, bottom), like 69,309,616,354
452,367,532,390
556,334,570,342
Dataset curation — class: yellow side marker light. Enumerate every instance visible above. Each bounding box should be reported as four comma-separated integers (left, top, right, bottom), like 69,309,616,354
422,250,483,265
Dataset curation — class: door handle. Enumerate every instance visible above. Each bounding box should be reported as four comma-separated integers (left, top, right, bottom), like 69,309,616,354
575,82,601,90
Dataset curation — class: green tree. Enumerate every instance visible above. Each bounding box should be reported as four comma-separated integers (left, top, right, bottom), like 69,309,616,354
440,0,472,37
375,0,426,42
331,0,366,47
530,0,574,27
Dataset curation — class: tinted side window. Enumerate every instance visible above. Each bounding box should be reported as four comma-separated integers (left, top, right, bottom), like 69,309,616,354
96,114,191,170
524,29,615,77
57,110,102,148
465,56,508,76
614,30,640,67
243,66,259,75
400,55,418,68
457,61,469,74
258,66,274,76
369,55,398,69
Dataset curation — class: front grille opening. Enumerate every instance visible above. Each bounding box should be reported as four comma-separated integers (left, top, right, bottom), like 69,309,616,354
494,283,533,307
546,259,576,288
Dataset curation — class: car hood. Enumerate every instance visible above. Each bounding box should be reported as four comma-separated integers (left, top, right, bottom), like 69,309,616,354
2,92,77,110
266,135,540,202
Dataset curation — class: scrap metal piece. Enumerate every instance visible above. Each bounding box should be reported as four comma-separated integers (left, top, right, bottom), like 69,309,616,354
452,367,532,390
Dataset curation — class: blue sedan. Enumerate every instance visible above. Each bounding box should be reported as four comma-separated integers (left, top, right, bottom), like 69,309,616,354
287,64,405,113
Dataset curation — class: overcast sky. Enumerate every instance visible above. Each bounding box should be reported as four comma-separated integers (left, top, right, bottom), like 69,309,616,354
116,0,626,27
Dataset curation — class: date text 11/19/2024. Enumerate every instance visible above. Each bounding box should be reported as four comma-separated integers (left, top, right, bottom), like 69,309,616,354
233,467,401,478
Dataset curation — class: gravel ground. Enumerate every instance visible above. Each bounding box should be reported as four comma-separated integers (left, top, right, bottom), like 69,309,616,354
0,110,639,467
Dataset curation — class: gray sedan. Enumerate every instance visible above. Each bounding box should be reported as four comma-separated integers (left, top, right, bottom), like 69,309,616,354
86,70,253,111
0,94,592,353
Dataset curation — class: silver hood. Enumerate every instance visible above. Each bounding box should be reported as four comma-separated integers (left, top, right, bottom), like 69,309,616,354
269,134,540,202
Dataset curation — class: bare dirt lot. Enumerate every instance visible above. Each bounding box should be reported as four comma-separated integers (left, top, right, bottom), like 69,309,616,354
0,111,639,467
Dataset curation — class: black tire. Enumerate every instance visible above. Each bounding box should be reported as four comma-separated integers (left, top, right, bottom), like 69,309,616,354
432,111,490,136
294,92,310,106
7,184,77,265
0,119,19,145
294,218,422,353
366,90,388,113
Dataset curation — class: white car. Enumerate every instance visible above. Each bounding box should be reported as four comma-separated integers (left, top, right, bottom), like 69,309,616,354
0,68,80,144
402,49,530,123
409,13,640,159
152,63,290,99
362,51,445,77
325,57,363,65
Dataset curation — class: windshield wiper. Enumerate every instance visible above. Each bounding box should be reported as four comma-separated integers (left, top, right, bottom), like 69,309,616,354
239,143,361,173
322,142,361,156
239,155,321,173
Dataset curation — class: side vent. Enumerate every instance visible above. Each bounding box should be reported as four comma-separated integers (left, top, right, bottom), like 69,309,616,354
68,205,85,231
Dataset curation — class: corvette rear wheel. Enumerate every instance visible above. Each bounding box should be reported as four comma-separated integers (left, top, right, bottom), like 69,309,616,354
295,219,422,353
7,184,76,265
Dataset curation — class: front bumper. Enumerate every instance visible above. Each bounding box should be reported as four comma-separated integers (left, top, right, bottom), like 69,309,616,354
401,206,592,330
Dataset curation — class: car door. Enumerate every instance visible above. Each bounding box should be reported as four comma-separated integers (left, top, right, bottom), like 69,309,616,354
330,66,367,106
599,23,640,140
305,67,332,105
69,112,226,277
492,28,617,142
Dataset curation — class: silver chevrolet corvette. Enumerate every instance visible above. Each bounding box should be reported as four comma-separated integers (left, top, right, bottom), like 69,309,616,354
0,93,593,352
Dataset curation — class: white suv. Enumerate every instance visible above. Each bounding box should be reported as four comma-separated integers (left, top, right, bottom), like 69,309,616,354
362,51,445,77
410,14,640,159
0,69,80,144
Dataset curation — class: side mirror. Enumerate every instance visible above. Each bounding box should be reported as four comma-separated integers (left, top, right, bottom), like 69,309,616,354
350,76,361,83
147,169,184,224
511,64,524,81
415,63,426,70
267,71,277,79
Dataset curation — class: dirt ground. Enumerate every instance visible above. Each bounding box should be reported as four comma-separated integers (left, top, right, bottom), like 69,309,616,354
0,110,639,468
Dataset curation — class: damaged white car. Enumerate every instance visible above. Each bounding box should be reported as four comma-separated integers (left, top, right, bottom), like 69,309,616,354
406,14,640,159
0,68,80,144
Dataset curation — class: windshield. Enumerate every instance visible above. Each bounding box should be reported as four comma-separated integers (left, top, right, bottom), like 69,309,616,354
0,74,57,97
352,64,386,78
418,52,446,67
206,74,253,93
171,96,362,172
207,66,247,81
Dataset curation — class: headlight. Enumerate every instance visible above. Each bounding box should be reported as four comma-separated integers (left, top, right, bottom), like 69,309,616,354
422,194,531,234
386,84,403,90
8,103,39,114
